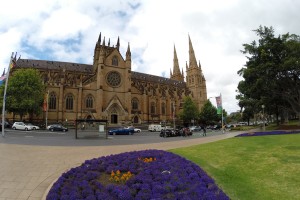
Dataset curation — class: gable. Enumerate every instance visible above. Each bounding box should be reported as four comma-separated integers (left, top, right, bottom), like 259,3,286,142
105,49,125,67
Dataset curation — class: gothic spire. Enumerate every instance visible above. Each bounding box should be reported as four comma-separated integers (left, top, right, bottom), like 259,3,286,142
2,68,6,76
98,32,101,45
102,36,106,46
126,42,131,59
116,36,120,50
188,34,198,68
173,45,181,75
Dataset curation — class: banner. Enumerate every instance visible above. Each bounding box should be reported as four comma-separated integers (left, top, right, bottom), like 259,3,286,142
0,74,6,86
216,95,222,115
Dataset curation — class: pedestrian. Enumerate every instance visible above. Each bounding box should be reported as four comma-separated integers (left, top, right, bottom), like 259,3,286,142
202,125,206,136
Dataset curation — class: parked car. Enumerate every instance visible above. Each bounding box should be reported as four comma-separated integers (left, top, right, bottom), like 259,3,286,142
48,124,68,132
0,121,12,129
12,122,33,131
26,123,40,130
212,125,221,130
108,127,134,135
160,129,176,137
225,124,234,128
125,126,141,133
189,126,201,132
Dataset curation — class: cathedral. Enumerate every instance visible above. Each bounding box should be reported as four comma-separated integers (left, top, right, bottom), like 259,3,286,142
13,33,207,125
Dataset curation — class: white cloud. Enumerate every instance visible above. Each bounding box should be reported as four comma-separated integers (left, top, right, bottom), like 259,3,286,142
1,0,300,114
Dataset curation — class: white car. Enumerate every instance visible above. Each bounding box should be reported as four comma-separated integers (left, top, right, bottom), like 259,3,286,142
12,122,32,131
124,126,141,133
26,123,40,130
133,128,141,133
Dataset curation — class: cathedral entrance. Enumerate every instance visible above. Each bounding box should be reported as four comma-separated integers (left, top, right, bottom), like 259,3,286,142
111,114,118,124
133,116,139,123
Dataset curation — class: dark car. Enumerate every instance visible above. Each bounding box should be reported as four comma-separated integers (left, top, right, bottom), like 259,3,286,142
160,129,174,137
0,121,12,130
212,125,221,130
48,124,68,132
160,129,182,137
108,127,134,135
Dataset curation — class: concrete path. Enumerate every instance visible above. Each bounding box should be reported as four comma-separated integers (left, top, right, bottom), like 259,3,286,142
0,131,243,200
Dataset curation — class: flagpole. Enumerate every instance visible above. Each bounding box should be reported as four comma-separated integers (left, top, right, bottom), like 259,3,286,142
45,90,49,129
2,52,14,137
221,93,224,133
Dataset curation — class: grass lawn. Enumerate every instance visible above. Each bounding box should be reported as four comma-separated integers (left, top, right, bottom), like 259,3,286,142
170,134,300,200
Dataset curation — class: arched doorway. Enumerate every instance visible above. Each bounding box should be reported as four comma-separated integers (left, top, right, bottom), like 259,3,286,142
133,116,139,123
111,114,118,124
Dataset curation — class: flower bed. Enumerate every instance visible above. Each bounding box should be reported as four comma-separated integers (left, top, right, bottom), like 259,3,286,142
236,130,300,137
47,149,229,200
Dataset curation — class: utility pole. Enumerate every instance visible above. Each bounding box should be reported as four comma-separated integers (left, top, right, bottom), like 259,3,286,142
173,102,176,130
2,52,14,137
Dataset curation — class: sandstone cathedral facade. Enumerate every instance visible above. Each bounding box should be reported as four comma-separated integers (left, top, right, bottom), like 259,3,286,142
13,33,207,125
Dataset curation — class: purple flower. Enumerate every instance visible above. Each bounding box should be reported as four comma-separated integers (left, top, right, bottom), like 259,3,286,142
47,149,229,200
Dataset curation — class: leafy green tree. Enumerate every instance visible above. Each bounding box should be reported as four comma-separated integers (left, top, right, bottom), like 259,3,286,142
238,26,300,124
199,100,219,125
5,68,45,120
179,96,199,125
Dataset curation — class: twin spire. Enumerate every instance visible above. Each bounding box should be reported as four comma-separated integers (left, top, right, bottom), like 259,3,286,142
170,35,202,81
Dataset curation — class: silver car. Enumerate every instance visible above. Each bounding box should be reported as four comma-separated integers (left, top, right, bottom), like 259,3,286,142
26,123,40,130
12,122,32,131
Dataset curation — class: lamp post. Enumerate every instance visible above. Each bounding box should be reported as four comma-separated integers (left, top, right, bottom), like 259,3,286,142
262,105,265,131
173,102,176,130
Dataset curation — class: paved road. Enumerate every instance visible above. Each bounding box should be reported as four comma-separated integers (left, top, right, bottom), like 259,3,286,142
0,128,226,146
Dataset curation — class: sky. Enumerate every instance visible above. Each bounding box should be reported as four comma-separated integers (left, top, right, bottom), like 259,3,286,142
1,0,300,114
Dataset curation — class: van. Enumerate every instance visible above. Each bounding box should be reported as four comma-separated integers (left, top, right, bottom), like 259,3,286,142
148,124,162,132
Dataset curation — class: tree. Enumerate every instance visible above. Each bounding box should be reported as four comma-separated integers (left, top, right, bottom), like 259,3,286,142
5,68,45,120
237,26,300,124
199,100,219,125
179,96,199,125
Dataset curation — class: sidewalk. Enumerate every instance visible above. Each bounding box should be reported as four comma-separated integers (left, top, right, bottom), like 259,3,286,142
0,131,242,200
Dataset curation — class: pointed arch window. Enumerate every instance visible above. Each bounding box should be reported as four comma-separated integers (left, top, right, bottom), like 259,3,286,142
49,92,56,110
150,102,156,114
112,56,118,66
66,94,74,110
161,102,166,115
86,95,94,108
132,98,139,110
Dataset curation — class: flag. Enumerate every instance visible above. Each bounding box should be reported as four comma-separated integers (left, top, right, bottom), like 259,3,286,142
215,95,222,115
0,74,6,86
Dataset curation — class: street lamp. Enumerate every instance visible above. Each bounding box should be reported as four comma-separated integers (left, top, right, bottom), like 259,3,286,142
173,102,176,130
261,105,265,131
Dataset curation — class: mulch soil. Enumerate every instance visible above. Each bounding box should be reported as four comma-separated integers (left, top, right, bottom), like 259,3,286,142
276,125,300,130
